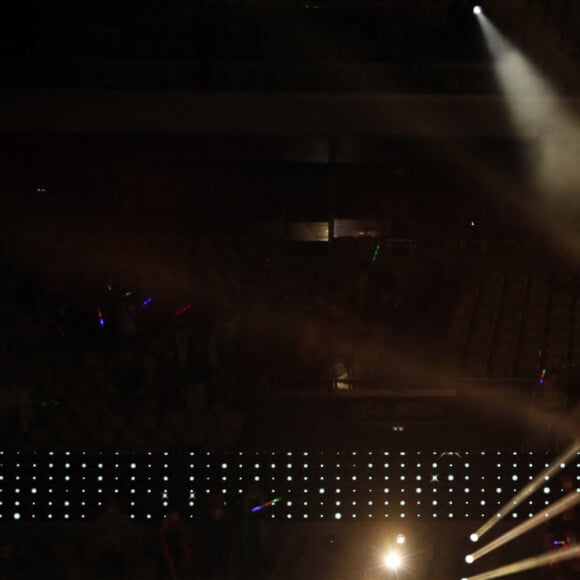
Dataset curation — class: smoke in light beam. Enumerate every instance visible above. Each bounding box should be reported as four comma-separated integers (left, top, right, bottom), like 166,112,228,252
466,490,580,564
476,12,580,206
461,544,580,580
470,440,580,542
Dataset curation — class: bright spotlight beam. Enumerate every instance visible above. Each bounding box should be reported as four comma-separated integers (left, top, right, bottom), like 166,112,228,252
466,490,580,564
461,544,580,580
473,5,483,15
470,440,580,541
477,10,580,203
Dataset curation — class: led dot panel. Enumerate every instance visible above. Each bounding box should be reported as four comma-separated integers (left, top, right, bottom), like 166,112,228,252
0,450,577,522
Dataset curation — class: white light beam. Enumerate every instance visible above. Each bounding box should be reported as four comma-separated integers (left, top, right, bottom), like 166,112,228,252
477,12,580,204
461,544,580,580
470,440,580,541
466,490,580,563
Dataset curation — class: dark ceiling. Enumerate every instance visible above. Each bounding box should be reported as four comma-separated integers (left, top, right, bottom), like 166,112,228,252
1,1,579,92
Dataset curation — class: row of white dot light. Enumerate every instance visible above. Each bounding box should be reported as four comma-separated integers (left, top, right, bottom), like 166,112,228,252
239,464,465,519
0,451,185,521
218,451,563,520
2,450,575,521
206,448,564,521
0,468,539,521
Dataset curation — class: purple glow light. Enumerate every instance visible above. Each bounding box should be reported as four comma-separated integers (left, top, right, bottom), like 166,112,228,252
251,497,281,513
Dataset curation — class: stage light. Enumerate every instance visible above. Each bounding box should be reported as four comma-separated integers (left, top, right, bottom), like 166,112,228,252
473,6,483,16
467,490,580,563
470,533,479,542
462,545,580,580
383,552,402,570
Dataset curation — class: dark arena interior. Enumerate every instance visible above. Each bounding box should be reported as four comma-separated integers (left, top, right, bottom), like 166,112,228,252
3,1,580,579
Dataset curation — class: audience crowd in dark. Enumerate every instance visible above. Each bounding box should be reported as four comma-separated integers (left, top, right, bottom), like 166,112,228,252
0,234,453,452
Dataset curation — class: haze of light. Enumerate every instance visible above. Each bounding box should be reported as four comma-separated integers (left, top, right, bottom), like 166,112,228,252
478,14,580,207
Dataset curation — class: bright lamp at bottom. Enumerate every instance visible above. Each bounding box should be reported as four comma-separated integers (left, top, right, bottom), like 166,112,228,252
383,551,402,570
